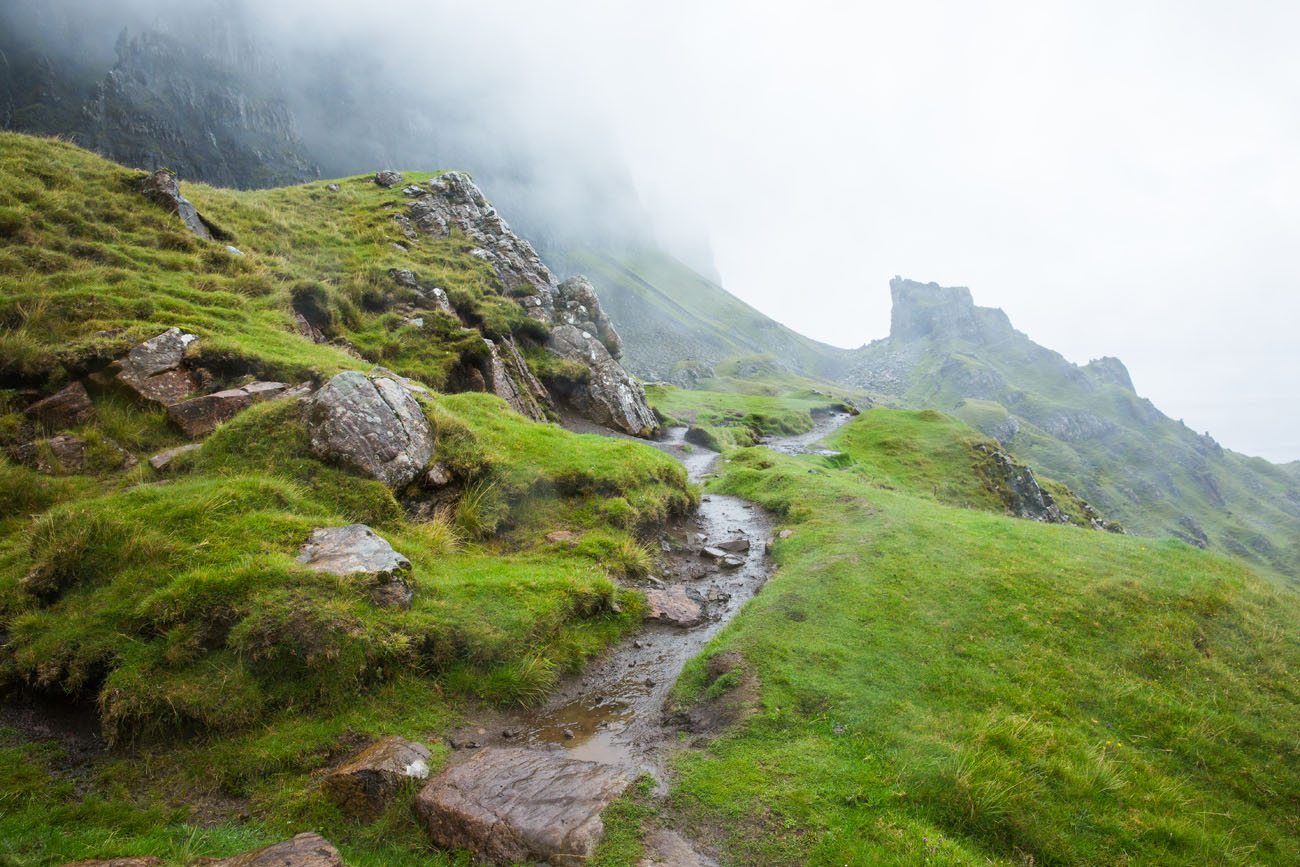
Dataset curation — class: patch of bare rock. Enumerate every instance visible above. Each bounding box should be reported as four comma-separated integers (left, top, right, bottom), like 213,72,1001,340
303,370,433,489
416,747,630,865
296,524,414,609
322,735,430,820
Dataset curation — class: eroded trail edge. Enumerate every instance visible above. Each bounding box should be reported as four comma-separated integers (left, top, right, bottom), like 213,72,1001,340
452,411,853,781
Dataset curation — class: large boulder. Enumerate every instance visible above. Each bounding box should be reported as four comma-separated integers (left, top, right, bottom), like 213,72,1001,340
25,381,94,429
483,337,551,422
416,748,630,865
192,833,342,866
296,524,414,609
304,370,433,488
548,325,658,437
115,328,199,406
322,735,431,819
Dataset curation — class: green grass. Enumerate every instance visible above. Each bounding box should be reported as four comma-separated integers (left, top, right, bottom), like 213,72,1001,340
646,377,855,451
0,133,692,864
664,414,1300,864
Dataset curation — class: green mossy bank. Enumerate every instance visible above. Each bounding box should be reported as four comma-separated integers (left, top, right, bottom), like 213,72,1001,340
0,133,691,864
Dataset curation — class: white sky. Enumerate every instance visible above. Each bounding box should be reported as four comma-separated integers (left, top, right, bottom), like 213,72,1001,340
285,1,1300,462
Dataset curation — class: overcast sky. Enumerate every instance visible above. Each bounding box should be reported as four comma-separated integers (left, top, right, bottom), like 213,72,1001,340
278,1,1300,461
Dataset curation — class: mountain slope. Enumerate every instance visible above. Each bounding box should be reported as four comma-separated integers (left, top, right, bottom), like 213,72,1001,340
570,247,853,384
843,278,1300,580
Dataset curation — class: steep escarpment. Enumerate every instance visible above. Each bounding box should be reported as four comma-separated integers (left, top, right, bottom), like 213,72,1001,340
844,277,1300,579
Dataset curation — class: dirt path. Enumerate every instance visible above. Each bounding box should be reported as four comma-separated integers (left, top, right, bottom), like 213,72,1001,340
452,412,854,782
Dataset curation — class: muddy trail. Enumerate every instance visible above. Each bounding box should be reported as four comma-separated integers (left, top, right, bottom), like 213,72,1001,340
450,411,854,782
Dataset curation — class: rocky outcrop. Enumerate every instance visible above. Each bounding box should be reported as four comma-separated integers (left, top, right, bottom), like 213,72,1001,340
416,747,630,865
139,169,221,240
192,833,343,867
548,325,659,437
296,524,414,609
374,170,403,188
397,172,657,436
482,337,551,422
322,735,431,820
24,381,94,429
114,328,199,406
973,443,1069,524
887,277,1015,343
303,371,433,488
554,276,623,359
166,381,287,438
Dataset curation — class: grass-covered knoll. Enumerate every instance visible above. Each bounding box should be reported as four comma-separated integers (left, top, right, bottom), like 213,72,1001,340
846,280,1300,581
0,133,694,864
666,413,1300,865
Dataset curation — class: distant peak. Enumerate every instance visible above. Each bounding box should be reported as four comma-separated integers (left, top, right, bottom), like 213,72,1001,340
1084,356,1135,392
888,276,1009,341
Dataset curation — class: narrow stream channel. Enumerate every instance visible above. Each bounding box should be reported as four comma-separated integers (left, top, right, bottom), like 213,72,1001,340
454,411,853,781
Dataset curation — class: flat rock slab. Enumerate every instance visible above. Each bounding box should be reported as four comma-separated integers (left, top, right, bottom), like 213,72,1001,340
713,538,750,554
192,833,343,866
116,328,199,406
416,747,630,865
322,735,431,819
166,381,287,438
643,587,704,628
148,443,202,470
25,381,94,429
297,524,413,608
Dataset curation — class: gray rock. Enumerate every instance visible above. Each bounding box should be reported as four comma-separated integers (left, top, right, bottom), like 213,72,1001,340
374,170,403,188
225,245,244,256
139,169,218,240
24,381,94,429
326,183,340,192
322,735,431,820
304,370,433,488
297,524,414,609
714,538,750,554
547,325,658,437
115,328,199,406
643,587,704,628
423,462,453,487
148,443,202,470
483,337,551,422
555,276,624,359
191,833,342,866
973,443,1071,524
415,747,630,865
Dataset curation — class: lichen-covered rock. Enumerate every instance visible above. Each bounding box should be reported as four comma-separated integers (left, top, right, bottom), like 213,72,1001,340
296,524,414,609
555,276,623,359
24,381,95,429
166,381,287,438
139,169,216,240
115,327,199,406
374,169,403,188
322,735,431,820
304,370,433,488
415,747,630,865
483,337,551,422
548,325,658,437
192,833,342,866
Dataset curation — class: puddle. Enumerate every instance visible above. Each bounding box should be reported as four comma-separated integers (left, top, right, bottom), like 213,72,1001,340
457,413,852,779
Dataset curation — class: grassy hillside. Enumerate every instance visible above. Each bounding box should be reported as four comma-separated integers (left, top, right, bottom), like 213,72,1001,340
571,246,852,384
0,133,692,864
845,279,1300,582
666,409,1300,864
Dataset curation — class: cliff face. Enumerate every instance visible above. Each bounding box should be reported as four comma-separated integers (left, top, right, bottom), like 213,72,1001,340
844,277,1300,580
